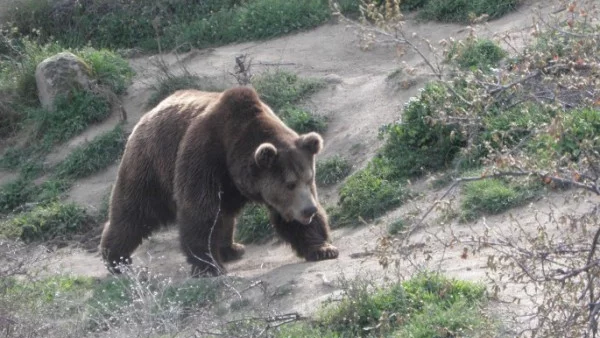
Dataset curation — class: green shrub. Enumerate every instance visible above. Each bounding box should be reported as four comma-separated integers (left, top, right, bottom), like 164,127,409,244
0,178,37,214
381,83,466,179
419,0,519,23
388,218,406,235
77,48,134,94
280,106,327,134
0,177,70,215
3,202,93,242
252,70,325,110
460,178,539,221
401,0,429,11
449,38,507,71
316,155,352,186
0,38,63,105
235,204,272,244
252,70,327,134
3,0,331,52
147,73,225,109
333,0,427,15
53,125,126,180
314,272,491,337
334,164,408,226
556,109,600,160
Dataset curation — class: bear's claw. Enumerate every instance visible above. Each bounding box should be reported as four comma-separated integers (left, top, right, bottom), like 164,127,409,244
306,243,339,261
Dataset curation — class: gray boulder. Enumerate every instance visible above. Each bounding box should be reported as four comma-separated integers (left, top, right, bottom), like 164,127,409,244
35,52,93,110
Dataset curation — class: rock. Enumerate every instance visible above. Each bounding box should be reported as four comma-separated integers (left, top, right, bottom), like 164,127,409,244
35,52,93,110
323,74,343,84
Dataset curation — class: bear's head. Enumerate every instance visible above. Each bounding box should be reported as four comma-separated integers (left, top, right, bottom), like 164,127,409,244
253,132,323,225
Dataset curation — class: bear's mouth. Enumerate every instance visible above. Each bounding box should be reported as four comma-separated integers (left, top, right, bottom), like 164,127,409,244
297,215,314,225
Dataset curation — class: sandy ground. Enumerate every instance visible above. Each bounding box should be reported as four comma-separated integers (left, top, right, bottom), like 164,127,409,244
3,0,594,334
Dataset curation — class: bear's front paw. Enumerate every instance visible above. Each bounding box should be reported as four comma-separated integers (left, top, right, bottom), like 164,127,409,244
103,252,132,274
220,242,246,262
306,243,339,261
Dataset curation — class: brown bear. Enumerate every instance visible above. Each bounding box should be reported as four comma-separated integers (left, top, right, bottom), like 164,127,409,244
99,86,338,276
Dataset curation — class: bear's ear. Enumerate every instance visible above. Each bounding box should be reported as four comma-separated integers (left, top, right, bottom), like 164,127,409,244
255,143,278,168
297,132,323,155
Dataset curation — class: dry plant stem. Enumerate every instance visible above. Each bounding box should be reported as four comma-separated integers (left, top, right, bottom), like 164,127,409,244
331,3,443,79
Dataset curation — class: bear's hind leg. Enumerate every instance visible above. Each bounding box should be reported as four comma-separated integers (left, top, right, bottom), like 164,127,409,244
269,205,339,261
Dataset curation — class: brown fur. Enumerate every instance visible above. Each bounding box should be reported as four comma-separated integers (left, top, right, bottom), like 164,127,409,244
100,87,338,276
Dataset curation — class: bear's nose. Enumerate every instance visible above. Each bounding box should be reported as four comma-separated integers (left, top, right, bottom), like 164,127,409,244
302,206,317,218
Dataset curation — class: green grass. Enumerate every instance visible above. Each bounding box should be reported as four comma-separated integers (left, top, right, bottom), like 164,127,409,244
332,163,409,226
31,89,111,145
2,0,332,53
0,38,133,105
388,218,406,235
1,272,218,335
316,155,352,186
279,106,328,134
460,178,540,222
252,70,325,110
0,89,113,170
0,38,64,106
53,125,126,180
276,272,493,337
235,204,272,244
147,73,226,109
334,0,428,15
252,70,327,134
77,48,135,94
418,0,520,23
448,38,507,71
1,201,93,242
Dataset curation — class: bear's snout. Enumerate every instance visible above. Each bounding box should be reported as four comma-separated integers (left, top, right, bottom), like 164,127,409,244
302,206,317,219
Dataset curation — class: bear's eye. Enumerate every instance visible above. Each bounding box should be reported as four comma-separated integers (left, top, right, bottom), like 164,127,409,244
286,182,296,190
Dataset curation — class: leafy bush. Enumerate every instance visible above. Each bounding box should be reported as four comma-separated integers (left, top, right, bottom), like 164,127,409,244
381,83,466,179
334,164,408,226
3,202,93,242
460,178,539,221
555,108,600,160
316,155,352,186
448,38,507,71
235,204,272,244
54,125,126,180
304,272,491,337
419,0,519,23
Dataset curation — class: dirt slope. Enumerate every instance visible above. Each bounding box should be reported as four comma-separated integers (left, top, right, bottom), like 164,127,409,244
30,0,589,331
